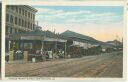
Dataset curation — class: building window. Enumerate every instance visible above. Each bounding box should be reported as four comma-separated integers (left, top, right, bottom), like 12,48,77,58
6,26,8,34
25,21,27,27
33,24,35,30
19,8,21,14
7,26,10,34
12,28,15,34
33,14,35,20
22,19,24,27
15,17,17,25
30,23,32,30
14,6,16,12
15,6,18,12
25,10,27,17
6,14,9,22
28,12,30,18
11,6,14,11
19,18,21,26
31,13,32,19
26,21,28,28
10,15,14,23
31,24,33,30
22,9,24,16
10,27,12,34
28,22,30,28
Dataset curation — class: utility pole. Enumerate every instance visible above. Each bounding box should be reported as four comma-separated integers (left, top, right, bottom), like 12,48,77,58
64,41,67,58
86,41,88,56
54,29,57,52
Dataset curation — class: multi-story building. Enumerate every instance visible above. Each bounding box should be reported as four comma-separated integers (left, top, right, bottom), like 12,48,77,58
5,5,38,52
6,5,38,35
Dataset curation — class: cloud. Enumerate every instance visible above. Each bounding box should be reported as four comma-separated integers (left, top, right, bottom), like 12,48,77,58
35,7,123,25
34,6,123,41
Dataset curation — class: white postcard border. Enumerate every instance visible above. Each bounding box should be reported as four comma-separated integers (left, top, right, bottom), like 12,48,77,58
1,0,127,81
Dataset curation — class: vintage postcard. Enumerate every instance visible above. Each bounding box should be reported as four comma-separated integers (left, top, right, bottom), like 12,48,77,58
4,4,124,78
0,0,127,81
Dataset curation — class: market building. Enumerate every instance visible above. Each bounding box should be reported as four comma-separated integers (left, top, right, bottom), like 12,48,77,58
5,30,67,62
60,30,102,57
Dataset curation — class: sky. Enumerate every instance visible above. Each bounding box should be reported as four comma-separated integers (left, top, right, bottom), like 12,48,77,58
32,6,123,42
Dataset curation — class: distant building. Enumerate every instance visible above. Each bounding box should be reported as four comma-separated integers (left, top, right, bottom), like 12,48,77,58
61,30,101,49
6,5,38,35
72,41,88,49
106,40,122,47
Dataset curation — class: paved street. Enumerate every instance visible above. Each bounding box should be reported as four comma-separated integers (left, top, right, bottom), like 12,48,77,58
6,51,123,77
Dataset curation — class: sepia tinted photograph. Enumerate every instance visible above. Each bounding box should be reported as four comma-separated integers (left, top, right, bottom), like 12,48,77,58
5,5,123,78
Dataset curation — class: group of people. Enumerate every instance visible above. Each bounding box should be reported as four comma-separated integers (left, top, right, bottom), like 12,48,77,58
6,50,23,62
28,49,65,62
5,49,65,62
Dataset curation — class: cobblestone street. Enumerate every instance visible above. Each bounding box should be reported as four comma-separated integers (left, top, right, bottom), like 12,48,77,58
6,51,123,77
